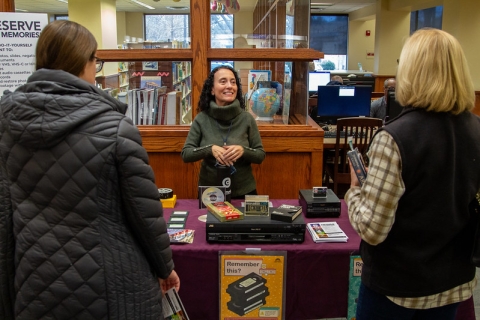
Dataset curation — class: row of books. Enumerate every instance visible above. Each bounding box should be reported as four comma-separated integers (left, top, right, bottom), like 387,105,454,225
172,61,191,84
118,86,181,125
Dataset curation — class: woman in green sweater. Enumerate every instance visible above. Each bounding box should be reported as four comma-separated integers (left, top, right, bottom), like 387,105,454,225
181,66,266,198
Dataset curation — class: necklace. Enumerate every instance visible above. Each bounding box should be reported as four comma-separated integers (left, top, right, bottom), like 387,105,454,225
216,120,233,146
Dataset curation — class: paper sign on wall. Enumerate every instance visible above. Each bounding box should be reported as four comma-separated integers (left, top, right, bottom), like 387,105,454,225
0,13,48,97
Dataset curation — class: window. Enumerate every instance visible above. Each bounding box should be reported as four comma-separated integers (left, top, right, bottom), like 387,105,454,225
410,6,443,34
210,14,234,48
309,15,348,71
144,13,233,49
50,15,68,22
145,14,190,46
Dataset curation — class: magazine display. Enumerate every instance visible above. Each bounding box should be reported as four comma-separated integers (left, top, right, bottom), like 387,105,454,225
307,222,348,243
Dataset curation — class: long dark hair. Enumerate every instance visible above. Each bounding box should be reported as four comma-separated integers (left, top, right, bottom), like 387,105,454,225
197,65,245,112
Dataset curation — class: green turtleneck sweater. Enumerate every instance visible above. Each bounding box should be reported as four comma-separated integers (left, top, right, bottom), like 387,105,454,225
181,100,265,197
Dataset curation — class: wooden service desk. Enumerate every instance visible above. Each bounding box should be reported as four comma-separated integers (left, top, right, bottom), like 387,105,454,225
163,199,475,320
139,115,324,200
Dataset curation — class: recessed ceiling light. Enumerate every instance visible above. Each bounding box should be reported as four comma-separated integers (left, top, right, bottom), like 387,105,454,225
56,0,68,3
15,8,28,12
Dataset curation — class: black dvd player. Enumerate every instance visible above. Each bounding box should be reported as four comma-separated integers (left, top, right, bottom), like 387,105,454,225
298,189,341,218
206,212,306,243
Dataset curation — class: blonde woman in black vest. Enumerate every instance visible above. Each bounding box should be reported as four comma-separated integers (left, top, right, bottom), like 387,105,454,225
346,28,480,320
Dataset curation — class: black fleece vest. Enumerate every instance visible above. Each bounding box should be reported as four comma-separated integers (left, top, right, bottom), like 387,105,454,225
360,108,480,297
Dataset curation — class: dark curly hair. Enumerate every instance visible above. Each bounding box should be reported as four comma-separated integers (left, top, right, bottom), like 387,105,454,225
197,65,245,112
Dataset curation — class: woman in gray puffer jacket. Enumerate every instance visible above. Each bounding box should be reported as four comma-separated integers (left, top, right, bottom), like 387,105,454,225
0,20,179,320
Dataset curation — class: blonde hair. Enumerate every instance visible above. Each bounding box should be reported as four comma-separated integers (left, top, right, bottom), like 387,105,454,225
36,20,97,77
396,28,475,114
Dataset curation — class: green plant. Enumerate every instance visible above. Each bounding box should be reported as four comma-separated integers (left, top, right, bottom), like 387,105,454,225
320,60,336,70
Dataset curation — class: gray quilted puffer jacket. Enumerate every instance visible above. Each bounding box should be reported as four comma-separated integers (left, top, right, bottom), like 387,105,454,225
0,69,174,319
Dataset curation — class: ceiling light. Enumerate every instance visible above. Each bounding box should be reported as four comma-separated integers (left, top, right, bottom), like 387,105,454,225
310,2,333,5
15,8,28,12
130,0,155,10
167,6,188,10
56,0,68,3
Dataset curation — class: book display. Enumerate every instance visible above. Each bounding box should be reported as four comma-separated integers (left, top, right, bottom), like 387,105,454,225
172,61,192,124
307,222,348,243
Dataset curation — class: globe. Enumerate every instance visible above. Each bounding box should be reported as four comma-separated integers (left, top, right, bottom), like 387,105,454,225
249,88,281,120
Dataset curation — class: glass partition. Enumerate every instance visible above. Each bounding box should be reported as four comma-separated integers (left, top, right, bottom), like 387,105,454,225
210,0,310,50
95,60,192,125
94,59,310,126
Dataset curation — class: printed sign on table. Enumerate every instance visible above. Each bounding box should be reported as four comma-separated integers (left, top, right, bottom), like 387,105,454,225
219,251,286,320
347,255,363,320
0,13,48,97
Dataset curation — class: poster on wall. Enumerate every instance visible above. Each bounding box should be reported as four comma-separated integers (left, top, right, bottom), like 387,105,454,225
219,251,286,320
0,12,48,97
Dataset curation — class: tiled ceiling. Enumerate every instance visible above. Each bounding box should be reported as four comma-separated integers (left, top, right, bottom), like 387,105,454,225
14,0,375,15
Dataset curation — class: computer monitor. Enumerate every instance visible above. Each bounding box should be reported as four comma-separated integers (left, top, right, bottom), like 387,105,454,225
309,71,331,95
385,90,404,122
316,85,372,124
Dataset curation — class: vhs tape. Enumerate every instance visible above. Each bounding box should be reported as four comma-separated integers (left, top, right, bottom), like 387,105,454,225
227,298,267,316
228,286,269,304
226,272,267,296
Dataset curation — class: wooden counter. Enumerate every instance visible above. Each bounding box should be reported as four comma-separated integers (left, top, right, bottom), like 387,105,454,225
140,115,324,199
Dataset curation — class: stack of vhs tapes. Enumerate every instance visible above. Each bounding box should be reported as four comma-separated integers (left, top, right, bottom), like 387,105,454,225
226,272,270,316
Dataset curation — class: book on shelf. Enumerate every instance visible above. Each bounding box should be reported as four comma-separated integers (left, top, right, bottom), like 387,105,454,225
307,222,348,243
270,204,302,222
207,202,244,222
165,91,181,125
247,69,271,99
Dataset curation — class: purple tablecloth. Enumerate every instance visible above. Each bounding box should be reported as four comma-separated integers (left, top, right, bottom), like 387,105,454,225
164,199,475,320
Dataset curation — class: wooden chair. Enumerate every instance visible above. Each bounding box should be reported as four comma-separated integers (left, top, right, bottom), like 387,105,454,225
324,117,383,196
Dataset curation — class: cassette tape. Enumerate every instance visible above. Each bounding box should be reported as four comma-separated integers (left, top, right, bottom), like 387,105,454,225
226,272,267,296
228,286,269,305
227,298,266,316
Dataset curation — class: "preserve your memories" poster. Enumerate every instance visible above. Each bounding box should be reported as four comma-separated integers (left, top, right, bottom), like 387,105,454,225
0,13,48,97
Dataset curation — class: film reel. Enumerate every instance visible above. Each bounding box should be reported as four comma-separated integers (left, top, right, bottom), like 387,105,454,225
158,188,174,199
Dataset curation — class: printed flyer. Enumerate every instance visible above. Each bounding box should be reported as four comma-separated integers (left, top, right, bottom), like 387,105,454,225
219,251,286,320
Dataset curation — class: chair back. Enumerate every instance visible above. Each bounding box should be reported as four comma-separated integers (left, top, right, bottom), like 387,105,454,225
332,117,383,194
